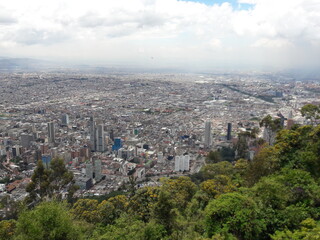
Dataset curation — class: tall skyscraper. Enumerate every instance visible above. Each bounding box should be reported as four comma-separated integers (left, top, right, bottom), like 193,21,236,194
227,123,232,141
47,122,55,143
89,117,97,151
61,114,69,126
204,120,212,148
96,124,105,152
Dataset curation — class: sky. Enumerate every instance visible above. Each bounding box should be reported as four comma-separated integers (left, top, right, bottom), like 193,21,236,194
0,0,320,71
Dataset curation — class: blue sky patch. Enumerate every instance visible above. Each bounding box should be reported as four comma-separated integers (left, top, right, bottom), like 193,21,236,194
182,0,254,10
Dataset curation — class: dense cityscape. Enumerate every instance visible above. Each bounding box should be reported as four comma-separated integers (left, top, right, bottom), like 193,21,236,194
0,70,319,202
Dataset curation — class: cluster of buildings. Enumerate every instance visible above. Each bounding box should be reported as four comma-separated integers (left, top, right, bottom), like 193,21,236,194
0,71,319,200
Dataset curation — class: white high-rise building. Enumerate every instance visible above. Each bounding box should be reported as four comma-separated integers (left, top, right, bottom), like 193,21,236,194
47,122,55,143
183,155,190,171
204,120,212,148
175,156,181,172
174,155,190,172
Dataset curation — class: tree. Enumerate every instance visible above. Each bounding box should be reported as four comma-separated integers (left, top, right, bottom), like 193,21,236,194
235,132,249,159
152,190,177,233
26,158,77,203
160,176,197,211
97,200,116,226
271,218,320,240
245,146,280,186
201,161,234,180
260,115,282,145
49,158,76,199
14,201,83,240
206,151,221,164
0,219,16,240
25,160,50,201
92,214,166,240
200,175,235,199
220,147,235,162
301,104,320,125
249,168,320,236
275,125,320,177
205,192,266,239
127,187,159,222
71,199,100,224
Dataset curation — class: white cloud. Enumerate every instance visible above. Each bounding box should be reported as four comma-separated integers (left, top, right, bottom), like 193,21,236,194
252,38,292,48
0,0,319,70
210,38,222,48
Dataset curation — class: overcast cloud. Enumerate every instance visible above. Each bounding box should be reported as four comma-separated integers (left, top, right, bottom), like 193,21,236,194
0,0,319,71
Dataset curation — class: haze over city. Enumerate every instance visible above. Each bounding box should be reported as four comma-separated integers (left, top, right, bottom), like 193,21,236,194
1,0,320,71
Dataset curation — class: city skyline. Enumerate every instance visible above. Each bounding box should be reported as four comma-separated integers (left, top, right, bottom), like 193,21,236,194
0,0,319,71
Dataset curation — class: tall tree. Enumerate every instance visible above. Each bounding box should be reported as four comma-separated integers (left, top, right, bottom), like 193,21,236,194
260,115,282,145
26,158,77,203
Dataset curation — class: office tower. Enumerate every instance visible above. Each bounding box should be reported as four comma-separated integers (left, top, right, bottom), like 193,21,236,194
86,163,93,179
47,122,55,143
112,138,122,151
94,159,102,181
204,120,212,148
96,124,105,152
61,114,69,126
89,117,97,151
227,123,232,141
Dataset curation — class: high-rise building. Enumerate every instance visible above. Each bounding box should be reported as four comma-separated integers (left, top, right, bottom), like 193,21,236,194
204,121,212,148
112,138,122,151
86,163,93,179
174,155,190,172
227,123,232,141
94,159,102,181
47,122,55,143
89,117,97,151
96,124,105,152
61,114,69,126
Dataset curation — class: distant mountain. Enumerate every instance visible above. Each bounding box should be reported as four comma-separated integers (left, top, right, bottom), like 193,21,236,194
0,57,58,72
